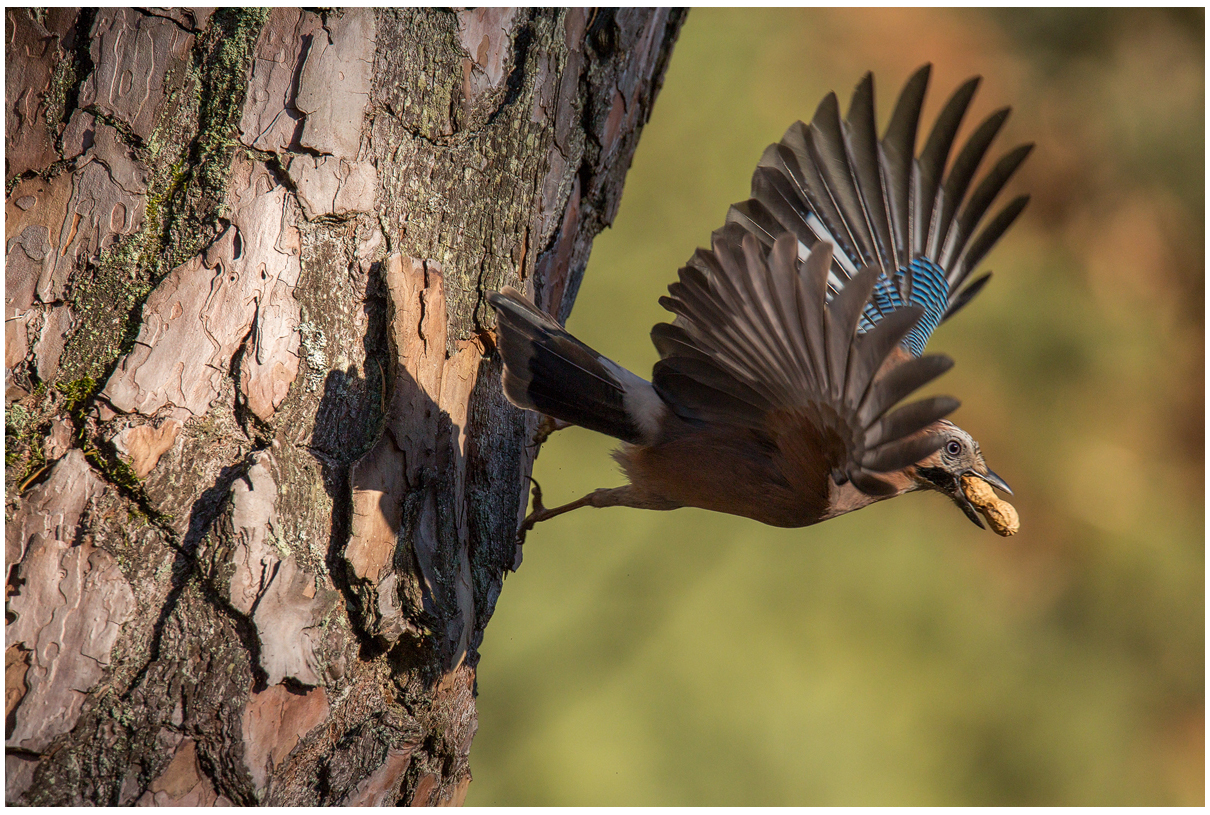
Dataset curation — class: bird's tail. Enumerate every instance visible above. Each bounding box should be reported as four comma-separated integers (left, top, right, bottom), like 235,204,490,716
488,287,663,445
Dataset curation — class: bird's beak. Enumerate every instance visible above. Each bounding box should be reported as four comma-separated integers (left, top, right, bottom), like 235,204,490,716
979,468,1013,496
952,484,985,529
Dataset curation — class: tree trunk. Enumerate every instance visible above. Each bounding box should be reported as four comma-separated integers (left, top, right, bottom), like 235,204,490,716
5,8,683,805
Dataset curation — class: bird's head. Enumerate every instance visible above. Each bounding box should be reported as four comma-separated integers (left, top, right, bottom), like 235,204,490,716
910,420,1012,529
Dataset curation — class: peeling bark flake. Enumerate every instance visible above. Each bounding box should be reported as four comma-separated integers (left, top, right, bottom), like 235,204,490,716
241,683,329,796
346,255,479,661
456,8,518,104
112,418,182,478
102,155,300,420
339,743,419,806
4,9,71,182
78,8,195,140
238,8,323,153
284,154,378,220
6,452,135,754
221,450,336,687
295,9,376,159
135,738,233,806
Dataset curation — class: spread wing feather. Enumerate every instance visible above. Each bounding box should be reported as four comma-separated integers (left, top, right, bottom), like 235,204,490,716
724,65,1031,352
843,73,896,273
880,65,930,272
929,107,1010,260
856,354,954,428
654,232,957,493
953,193,1030,287
915,76,980,259
940,139,1032,275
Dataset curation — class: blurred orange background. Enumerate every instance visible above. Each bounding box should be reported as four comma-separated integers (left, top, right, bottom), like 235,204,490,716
468,8,1204,805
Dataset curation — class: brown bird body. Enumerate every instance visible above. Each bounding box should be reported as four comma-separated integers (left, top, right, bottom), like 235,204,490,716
489,66,1026,537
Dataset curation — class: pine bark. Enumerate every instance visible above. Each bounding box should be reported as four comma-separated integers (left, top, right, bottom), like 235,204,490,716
5,8,683,805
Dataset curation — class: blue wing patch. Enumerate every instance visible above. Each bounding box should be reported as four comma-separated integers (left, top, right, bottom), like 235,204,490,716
856,258,950,357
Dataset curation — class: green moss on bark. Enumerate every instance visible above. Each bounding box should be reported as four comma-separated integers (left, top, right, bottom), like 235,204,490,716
159,7,269,269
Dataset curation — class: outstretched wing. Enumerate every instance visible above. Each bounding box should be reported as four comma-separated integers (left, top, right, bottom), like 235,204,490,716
653,230,959,497
726,65,1032,356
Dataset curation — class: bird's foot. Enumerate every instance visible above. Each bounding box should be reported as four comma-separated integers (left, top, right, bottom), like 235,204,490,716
516,480,622,544
529,415,571,449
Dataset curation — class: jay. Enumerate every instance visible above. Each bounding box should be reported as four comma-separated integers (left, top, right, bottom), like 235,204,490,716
490,65,1029,538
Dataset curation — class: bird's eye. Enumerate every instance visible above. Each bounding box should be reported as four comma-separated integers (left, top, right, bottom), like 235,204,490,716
946,440,962,457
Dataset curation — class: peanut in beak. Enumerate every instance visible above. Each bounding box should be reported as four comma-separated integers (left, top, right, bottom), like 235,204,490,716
961,475,1020,537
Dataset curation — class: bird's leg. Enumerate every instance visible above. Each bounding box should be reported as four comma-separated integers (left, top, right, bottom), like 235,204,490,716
530,415,572,449
516,478,638,544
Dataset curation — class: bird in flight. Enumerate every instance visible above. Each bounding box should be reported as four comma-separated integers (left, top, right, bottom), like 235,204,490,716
490,65,1029,539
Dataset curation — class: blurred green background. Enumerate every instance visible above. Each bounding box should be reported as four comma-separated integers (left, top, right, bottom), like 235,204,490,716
468,8,1204,806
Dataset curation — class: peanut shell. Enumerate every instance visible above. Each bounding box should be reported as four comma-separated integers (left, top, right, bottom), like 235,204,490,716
961,475,1020,536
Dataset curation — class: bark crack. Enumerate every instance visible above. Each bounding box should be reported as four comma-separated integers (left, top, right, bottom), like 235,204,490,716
133,7,198,34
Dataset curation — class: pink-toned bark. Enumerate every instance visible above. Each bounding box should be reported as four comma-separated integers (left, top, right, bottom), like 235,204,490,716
4,8,683,805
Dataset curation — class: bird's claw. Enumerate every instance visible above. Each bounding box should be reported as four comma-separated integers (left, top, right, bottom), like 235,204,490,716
529,416,571,449
516,476,546,545
528,476,546,512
